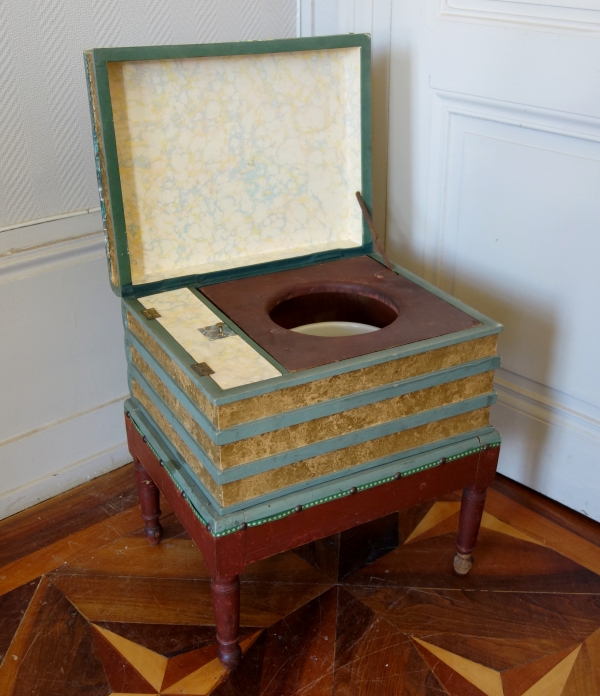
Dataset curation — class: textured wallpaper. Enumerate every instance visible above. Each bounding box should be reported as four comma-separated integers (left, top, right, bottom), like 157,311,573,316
0,0,296,228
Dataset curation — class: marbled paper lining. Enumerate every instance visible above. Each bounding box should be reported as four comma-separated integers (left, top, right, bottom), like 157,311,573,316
108,47,363,285
137,288,281,390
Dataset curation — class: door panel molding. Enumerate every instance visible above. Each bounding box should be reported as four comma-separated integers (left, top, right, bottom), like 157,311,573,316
495,369,600,447
425,89,600,290
424,89,600,418
298,0,393,237
387,0,600,517
442,0,600,31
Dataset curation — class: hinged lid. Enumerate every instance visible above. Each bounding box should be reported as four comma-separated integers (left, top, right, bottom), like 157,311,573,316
85,35,373,298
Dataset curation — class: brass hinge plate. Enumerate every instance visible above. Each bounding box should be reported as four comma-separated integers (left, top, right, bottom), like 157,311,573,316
191,362,215,377
141,308,161,320
198,322,235,341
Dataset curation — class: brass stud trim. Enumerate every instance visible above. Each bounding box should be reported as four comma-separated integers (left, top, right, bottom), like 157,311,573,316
126,405,501,539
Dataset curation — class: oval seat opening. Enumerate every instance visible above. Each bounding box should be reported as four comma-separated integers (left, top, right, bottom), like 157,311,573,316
269,284,398,338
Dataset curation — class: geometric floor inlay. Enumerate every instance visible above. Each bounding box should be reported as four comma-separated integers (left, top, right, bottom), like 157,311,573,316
93,624,262,695
1,465,600,695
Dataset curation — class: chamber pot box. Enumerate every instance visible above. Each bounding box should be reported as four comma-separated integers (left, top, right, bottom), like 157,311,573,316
85,33,502,526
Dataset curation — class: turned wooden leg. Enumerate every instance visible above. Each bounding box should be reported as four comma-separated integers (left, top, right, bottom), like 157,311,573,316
211,575,241,671
454,485,487,576
134,459,163,546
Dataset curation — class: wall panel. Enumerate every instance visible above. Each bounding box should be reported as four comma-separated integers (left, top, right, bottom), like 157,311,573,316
0,0,296,230
442,0,600,29
386,0,600,518
426,94,600,520
0,0,296,520
299,0,393,238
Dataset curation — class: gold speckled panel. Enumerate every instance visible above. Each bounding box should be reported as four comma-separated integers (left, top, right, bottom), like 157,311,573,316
127,309,497,430
133,379,490,507
132,381,224,501
226,408,491,506
108,48,363,286
218,334,498,429
131,346,220,462
127,310,218,424
219,372,493,467
132,343,494,469
137,288,280,390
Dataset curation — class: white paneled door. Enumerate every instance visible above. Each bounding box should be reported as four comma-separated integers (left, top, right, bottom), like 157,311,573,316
384,1,600,518
302,0,600,519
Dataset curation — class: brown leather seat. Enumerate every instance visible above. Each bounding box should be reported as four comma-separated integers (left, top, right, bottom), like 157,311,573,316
200,256,480,372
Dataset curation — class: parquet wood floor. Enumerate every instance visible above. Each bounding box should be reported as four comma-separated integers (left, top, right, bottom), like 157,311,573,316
1,465,599,695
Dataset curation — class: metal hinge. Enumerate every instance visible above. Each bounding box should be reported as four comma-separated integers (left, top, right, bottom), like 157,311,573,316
141,308,161,320
191,362,215,377
198,322,235,340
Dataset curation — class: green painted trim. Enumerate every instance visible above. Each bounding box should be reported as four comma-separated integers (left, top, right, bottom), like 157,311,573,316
126,400,244,531
369,252,504,333
237,433,502,523
125,399,500,534
124,300,225,402
126,336,218,438
128,367,221,481
84,54,119,295
122,246,371,299
130,364,497,486
90,34,373,296
125,295,501,406
222,355,498,441
133,389,497,517
126,407,212,529
93,59,131,292
477,429,502,447
202,437,498,536
92,34,370,64
127,330,500,445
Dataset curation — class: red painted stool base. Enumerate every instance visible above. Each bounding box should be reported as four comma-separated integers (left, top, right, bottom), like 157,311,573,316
126,416,499,671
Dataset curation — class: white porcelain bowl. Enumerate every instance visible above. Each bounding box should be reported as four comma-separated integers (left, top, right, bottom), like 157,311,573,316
290,321,380,337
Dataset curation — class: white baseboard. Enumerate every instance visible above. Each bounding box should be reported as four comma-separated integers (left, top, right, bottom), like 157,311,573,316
493,370,600,522
0,442,131,522
495,371,600,447
0,230,105,285
0,209,103,257
0,397,132,522
0,207,130,521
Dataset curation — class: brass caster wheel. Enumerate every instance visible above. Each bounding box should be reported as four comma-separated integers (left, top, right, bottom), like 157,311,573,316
453,551,473,576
